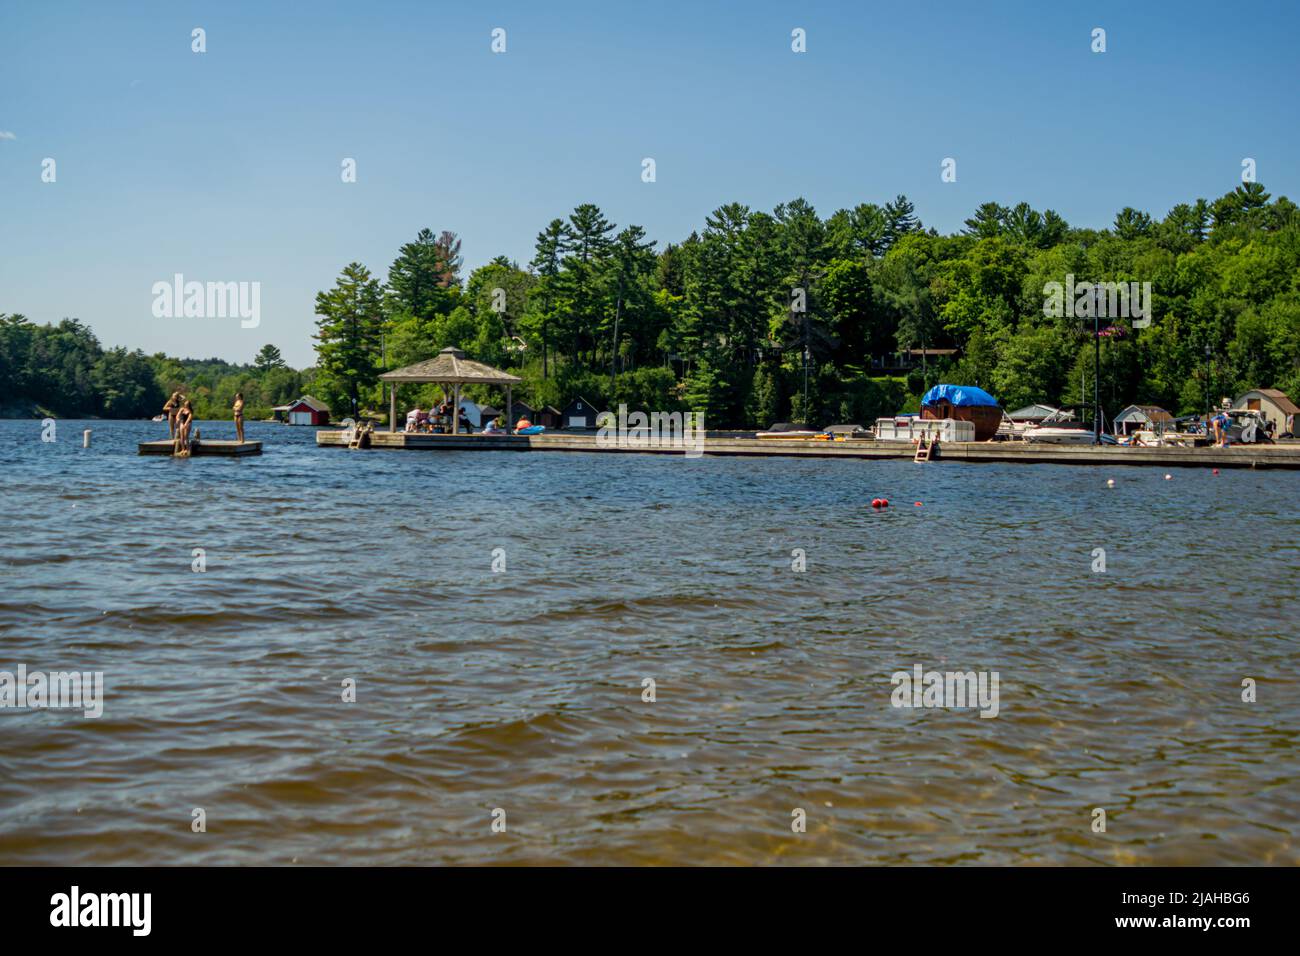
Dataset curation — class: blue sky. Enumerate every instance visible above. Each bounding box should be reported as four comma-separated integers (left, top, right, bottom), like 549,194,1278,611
2,0,1297,367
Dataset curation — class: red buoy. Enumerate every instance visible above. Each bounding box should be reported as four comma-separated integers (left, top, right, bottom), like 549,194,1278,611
871,498,882,508
914,501,923,507
1212,468,1220,475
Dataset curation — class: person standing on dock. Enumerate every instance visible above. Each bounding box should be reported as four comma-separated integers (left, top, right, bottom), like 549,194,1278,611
174,399,195,457
233,392,245,444
163,391,182,438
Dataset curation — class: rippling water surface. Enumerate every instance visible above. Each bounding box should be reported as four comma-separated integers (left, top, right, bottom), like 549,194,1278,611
1,419,1297,865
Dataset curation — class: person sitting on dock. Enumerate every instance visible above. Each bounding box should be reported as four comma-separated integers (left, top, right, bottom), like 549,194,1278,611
482,417,505,435
232,392,245,444
174,399,195,457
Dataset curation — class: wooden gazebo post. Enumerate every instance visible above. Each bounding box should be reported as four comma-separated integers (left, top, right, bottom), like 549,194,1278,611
389,382,397,433
452,383,461,434
506,385,513,434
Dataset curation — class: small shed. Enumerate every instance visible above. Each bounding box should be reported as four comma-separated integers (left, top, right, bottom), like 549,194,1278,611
1233,388,1299,438
457,399,485,429
283,396,330,426
511,401,536,427
537,405,563,430
1113,404,1174,435
561,397,601,430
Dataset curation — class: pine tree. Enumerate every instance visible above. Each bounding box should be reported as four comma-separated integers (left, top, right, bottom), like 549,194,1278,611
254,343,286,372
529,218,571,377
313,262,385,418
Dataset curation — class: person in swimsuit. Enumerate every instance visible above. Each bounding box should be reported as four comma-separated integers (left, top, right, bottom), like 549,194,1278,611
233,392,245,443
175,399,195,456
163,391,181,438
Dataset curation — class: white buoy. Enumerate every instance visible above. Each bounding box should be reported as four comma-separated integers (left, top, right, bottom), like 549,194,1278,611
82,429,91,448
1106,478,1115,487
1164,473,1172,480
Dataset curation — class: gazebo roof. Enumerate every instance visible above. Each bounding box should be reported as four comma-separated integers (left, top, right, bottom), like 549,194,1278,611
379,347,522,385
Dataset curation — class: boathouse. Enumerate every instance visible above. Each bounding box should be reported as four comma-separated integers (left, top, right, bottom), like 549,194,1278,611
1114,404,1174,435
275,396,330,426
1233,388,1299,438
511,401,537,427
561,397,601,430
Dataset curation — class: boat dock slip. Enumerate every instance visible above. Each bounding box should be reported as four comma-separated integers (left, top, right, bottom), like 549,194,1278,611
316,430,1300,469
138,440,263,457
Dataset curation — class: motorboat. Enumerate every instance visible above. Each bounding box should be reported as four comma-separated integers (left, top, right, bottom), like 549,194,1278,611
1022,405,1118,444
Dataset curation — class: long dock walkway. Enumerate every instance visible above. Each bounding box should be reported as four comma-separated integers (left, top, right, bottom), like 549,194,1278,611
315,430,1300,469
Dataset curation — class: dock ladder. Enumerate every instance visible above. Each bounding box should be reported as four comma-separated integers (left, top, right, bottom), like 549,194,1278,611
914,435,936,463
347,422,372,450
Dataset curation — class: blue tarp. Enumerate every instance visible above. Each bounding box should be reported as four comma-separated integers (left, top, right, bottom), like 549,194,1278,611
920,384,1000,408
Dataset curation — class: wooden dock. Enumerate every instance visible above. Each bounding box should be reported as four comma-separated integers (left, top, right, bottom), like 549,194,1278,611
138,440,263,457
315,430,1300,469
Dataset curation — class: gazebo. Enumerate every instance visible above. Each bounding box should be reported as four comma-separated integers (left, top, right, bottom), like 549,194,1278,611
379,347,522,434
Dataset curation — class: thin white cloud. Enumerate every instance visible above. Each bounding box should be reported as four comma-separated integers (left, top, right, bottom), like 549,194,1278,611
0,131,16,140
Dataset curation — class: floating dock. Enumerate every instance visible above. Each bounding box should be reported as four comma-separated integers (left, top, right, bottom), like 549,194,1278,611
138,440,262,457
315,430,1300,469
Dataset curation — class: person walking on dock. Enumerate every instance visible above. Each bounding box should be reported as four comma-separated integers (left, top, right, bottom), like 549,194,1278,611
233,392,245,444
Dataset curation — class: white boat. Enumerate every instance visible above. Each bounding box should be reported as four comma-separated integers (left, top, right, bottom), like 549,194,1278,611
1022,405,1118,444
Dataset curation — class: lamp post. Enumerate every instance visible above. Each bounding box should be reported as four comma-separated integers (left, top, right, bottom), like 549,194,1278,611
1204,343,1213,428
1092,284,1102,445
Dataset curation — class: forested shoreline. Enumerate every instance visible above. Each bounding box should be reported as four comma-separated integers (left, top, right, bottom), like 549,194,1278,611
6,183,1298,426
0,318,309,421
315,182,1300,427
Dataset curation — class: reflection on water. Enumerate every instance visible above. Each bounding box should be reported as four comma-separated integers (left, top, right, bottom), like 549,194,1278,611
1,419,1297,864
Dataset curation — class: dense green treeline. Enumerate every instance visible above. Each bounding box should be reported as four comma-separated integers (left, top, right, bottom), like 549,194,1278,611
0,316,311,420
313,183,1300,427
7,183,1297,426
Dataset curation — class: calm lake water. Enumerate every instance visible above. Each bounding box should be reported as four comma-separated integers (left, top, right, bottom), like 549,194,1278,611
1,418,1297,865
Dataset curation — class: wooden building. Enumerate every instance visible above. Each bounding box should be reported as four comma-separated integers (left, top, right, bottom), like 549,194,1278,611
1113,404,1175,435
275,396,330,426
561,397,601,430
1233,388,1299,438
